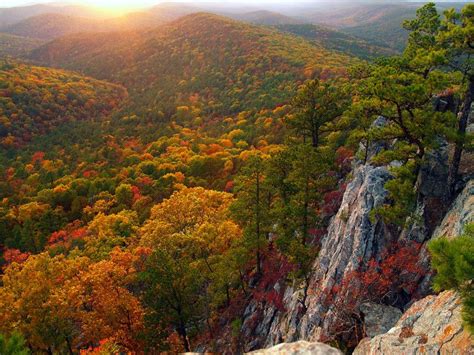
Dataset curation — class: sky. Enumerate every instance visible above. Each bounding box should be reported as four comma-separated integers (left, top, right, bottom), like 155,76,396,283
2,0,322,8
1,0,469,10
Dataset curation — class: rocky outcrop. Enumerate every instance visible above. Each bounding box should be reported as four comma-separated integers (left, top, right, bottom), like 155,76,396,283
247,340,342,355
354,180,474,354
240,163,394,350
433,179,474,240
354,291,473,355
359,302,402,338
237,127,473,353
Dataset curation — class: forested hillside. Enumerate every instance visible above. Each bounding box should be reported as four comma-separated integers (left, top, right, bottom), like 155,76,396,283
32,13,356,116
2,13,110,40
1,11,171,41
0,33,43,58
297,2,467,51
275,24,396,59
0,61,126,148
0,2,472,354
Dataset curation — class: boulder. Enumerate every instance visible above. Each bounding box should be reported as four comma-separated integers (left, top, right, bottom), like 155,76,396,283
359,302,403,337
354,291,473,355
247,341,342,355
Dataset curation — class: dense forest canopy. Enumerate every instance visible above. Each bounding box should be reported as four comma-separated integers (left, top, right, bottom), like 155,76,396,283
0,1,472,354
31,13,356,117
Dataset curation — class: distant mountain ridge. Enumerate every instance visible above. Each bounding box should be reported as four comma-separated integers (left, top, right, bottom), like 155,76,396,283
0,33,44,57
231,10,306,26
276,24,397,59
30,12,356,116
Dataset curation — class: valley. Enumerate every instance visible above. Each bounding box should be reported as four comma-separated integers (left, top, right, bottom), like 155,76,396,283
0,1,472,354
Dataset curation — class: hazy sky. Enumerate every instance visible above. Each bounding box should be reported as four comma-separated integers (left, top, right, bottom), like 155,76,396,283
1,0,469,10
1,0,429,9
3,0,321,8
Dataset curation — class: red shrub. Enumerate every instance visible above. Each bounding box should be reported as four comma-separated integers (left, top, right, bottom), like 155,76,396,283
318,240,429,347
252,245,295,312
48,221,87,249
3,248,30,268
322,184,346,216
31,151,45,164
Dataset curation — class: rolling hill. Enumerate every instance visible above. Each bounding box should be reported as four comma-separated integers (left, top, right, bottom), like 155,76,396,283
0,61,126,147
1,13,108,40
296,2,468,51
0,3,109,28
0,2,202,40
275,24,396,59
232,10,305,26
1,12,170,40
0,33,44,57
31,13,357,116
297,3,417,50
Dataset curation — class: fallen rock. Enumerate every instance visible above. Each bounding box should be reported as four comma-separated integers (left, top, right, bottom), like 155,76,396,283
247,341,342,355
359,302,402,337
353,291,473,355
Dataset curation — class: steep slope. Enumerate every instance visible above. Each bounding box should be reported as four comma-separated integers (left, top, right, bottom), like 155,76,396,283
232,125,473,352
354,180,474,354
31,13,356,116
275,24,397,59
0,33,44,58
0,61,126,148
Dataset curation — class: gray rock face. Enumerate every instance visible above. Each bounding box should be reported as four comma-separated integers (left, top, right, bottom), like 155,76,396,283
239,164,393,350
353,291,473,355
359,302,403,338
247,340,342,355
298,164,393,338
433,179,474,240
402,138,451,244
236,141,473,354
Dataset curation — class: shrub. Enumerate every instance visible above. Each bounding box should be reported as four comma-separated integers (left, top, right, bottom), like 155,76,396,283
428,224,474,334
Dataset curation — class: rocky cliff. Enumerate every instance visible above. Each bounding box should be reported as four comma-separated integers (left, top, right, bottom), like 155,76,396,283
354,291,473,355
354,179,474,354
238,142,473,353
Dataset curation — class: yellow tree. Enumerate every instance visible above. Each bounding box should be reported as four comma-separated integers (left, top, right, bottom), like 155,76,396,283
68,248,145,351
139,187,241,351
0,253,90,354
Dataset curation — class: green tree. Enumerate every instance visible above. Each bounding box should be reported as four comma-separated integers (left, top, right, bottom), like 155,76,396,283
0,332,30,355
289,79,349,148
439,4,474,189
354,56,456,223
115,183,134,208
428,224,474,334
403,3,474,191
231,153,272,275
140,248,203,352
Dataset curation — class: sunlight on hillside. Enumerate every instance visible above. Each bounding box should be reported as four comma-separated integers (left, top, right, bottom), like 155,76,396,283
0,1,472,354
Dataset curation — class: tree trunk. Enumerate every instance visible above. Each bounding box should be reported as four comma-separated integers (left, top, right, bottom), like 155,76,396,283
302,176,309,246
449,78,474,193
311,127,319,148
225,283,230,307
66,337,74,355
178,320,190,352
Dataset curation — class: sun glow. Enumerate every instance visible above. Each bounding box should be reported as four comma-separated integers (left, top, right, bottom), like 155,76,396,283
82,0,154,13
